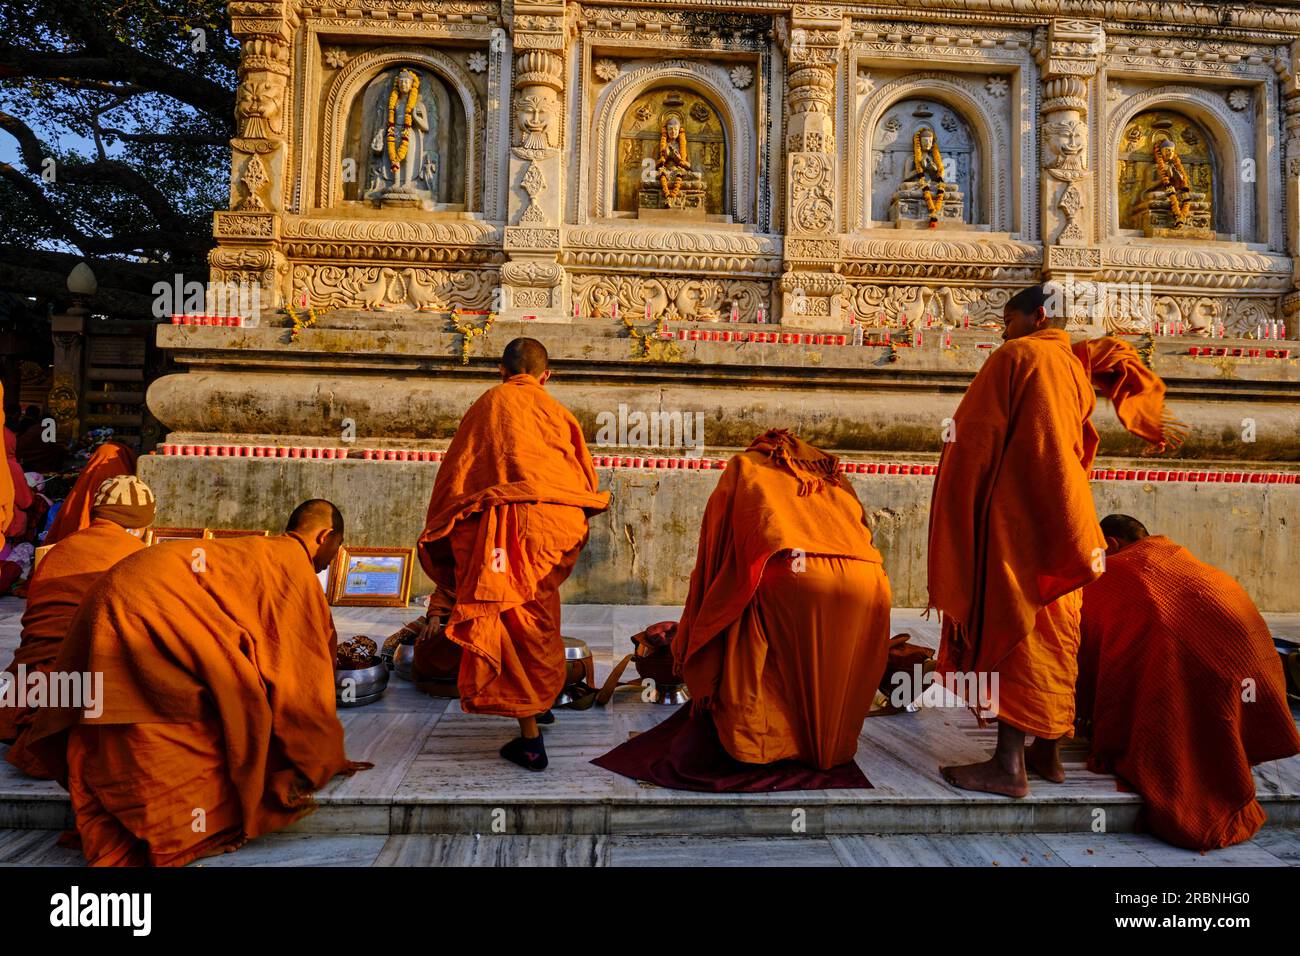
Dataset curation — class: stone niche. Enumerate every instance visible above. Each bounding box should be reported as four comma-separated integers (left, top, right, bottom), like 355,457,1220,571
616,87,728,219
1118,109,1217,240
340,63,469,209
871,98,977,228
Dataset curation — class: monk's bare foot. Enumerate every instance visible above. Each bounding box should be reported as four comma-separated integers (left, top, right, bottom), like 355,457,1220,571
940,759,1029,798
1025,737,1065,783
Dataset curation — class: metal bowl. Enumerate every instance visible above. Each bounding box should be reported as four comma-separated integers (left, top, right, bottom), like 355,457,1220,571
633,651,690,705
562,636,592,686
392,640,416,681
336,660,389,707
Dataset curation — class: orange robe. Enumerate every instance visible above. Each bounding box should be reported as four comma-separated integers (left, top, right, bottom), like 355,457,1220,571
417,374,609,718
1078,535,1300,850
929,331,1179,738
0,383,12,534
928,329,1105,738
20,533,363,866
673,430,891,769
0,518,144,764
44,443,137,545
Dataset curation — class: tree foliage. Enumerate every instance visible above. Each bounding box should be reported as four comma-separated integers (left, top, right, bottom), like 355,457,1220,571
0,0,237,314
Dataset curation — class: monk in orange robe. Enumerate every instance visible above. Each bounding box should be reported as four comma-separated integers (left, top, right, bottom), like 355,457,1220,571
1,475,155,774
19,499,368,866
1077,514,1300,849
929,283,1183,797
44,441,137,545
594,430,891,790
417,338,609,770
0,384,12,536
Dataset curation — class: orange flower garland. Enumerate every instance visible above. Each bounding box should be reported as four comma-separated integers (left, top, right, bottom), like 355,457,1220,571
386,71,420,174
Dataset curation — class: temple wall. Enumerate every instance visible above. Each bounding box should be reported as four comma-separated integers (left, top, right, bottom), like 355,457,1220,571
138,454,1299,611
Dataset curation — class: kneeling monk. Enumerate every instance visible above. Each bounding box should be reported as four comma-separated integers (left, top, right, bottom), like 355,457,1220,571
417,338,609,771
594,429,891,791
20,499,368,866
2,476,155,776
1077,515,1300,850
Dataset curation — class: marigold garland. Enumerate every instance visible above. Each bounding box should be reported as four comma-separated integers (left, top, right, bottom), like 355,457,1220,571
1154,144,1191,225
451,309,494,365
386,71,420,173
285,301,317,342
658,128,691,199
913,128,947,222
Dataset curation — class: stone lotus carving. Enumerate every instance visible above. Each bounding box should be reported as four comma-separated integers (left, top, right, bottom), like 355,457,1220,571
985,76,1009,98
1227,88,1250,111
594,59,620,82
729,65,753,89
323,48,349,69
467,52,488,74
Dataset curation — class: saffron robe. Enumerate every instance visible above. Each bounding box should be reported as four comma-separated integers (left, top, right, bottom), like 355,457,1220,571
44,442,136,545
417,374,609,717
20,533,364,866
1078,535,1300,850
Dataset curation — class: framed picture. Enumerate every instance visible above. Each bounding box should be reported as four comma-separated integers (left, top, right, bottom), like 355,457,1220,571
147,527,207,545
328,546,415,607
204,529,270,539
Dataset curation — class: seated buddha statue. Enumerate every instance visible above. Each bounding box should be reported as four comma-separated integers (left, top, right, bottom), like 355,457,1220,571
890,125,963,228
1132,137,1213,238
639,112,706,212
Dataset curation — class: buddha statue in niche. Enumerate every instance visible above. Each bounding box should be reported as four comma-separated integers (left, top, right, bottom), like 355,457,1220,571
364,68,438,207
639,112,706,212
890,123,964,228
1128,129,1213,239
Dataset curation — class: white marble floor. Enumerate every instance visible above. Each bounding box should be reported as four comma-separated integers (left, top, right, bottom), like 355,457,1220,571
0,597,1297,866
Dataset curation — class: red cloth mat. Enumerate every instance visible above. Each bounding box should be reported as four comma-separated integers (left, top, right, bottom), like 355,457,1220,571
592,706,871,793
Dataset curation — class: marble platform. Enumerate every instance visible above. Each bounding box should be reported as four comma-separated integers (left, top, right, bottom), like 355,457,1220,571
0,597,1296,865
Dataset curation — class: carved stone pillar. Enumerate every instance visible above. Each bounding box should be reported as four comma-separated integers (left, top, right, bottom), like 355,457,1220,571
1284,40,1300,338
779,5,845,330
211,1,295,315
48,308,86,444
500,3,568,322
1038,19,1104,332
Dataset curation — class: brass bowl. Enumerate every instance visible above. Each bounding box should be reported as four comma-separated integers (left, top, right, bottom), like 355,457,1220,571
336,660,389,706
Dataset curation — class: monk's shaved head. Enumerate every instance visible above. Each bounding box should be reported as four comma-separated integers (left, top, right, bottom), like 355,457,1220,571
499,337,552,385
287,499,345,572
1002,283,1066,340
287,498,344,535
502,337,549,377
1101,513,1149,546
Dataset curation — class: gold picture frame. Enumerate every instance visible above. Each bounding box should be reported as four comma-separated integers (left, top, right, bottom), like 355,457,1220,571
327,546,415,608
204,528,271,539
147,527,207,545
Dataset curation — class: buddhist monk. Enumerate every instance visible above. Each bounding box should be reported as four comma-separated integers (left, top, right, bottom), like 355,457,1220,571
1,476,155,775
44,440,137,545
417,338,609,771
594,429,891,791
0,385,11,536
928,283,1183,797
18,499,368,866
1077,514,1300,849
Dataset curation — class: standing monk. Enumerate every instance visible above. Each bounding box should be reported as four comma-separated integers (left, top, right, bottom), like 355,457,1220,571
417,338,609,771
2,476,155,775
593,429,891,791
0,384,12,536
1077,515,1300,849
928,283,1182,797
19,499,368,866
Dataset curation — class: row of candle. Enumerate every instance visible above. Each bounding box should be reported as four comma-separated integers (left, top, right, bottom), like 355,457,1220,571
1187,346,1292,359
169,315,246,326
155,445,1295,484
